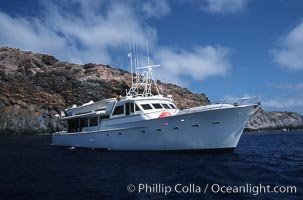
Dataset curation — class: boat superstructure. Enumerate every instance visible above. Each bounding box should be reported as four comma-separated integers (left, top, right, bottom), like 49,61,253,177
52,44,259,153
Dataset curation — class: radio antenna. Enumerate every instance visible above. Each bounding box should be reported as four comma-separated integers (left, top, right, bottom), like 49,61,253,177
124,22,133,85
147,40,150,66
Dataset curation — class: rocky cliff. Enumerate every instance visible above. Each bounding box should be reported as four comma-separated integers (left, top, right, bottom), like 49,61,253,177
0,47,209,134
0,47,302,135
246,109,303,131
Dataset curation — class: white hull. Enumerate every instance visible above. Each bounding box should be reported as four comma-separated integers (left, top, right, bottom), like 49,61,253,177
52,105,256,152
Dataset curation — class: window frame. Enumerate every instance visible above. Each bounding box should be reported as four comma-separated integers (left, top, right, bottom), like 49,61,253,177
152,103,163,109
141,104,153,110
80,118,89,128
125,103,130,115
89,117,98,126
135,103,141,111
112,105,125,115
161,103,171,109
169,104,176,109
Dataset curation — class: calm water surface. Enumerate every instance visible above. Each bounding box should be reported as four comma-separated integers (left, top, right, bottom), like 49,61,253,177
0,131,302,200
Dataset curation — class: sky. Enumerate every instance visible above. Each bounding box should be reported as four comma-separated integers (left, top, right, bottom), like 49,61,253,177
0,0,303,113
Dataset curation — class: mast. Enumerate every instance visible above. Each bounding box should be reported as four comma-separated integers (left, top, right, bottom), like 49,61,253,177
125,31,161,97
126,46,161,97
125,21,134,86
128,52,133,85
147,40,150,66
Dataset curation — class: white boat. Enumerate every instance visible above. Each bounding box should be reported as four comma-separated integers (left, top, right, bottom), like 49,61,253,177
52,50,259,153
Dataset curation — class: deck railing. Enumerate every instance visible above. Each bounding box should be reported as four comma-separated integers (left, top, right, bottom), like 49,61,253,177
180,96,259,114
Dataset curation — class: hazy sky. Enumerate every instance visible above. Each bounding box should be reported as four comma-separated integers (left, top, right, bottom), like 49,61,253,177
1,0,303,113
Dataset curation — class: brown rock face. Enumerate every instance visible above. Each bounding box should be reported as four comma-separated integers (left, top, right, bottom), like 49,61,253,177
0,47,209,134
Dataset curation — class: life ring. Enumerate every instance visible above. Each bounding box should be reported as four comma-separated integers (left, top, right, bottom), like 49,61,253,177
158,111,171,118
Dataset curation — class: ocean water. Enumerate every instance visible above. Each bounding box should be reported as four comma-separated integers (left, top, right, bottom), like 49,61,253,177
0,131,302,200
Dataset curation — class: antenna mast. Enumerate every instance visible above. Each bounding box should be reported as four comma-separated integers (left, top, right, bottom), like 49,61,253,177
147,40,150,66
126,34,161,97
126,26,133,85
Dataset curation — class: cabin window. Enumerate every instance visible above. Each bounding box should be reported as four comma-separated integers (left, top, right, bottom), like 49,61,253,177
125,103,130,115
113,105,124,115
99,115,109,124
95,108,106,112
152,103,163,109
169,104,176,109
89,117,98,126
80,118,88,127
68,119,79,132
161,103,171,109
130,103,134,113
141,104,153,110
135,103,140,111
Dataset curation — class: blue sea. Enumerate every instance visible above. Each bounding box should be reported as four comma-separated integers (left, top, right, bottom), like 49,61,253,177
0,131,302,200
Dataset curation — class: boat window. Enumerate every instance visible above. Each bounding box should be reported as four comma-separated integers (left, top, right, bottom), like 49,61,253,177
169,104,176,109
68,119,79,132
80,118,88,127
130,103,134,113
113,105,124,115
125,103,130,115
99,115,109,124
99,115,109,120
152,103,163,109
89,117,98,126
135,103,140,111
161,103,171,109
141,104,153,110
95,108,106,112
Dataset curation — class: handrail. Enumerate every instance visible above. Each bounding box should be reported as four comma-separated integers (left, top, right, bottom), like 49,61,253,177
212,96,259,105
181,96,259,114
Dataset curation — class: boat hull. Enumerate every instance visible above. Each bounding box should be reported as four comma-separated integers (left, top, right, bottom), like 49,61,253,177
52,105,256,152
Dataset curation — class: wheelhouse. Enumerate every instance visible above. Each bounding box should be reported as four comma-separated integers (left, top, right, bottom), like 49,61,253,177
110,96,178,119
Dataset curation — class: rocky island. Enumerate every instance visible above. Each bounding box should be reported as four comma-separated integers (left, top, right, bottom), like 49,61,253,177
0,47,302,135
246,109,303,131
